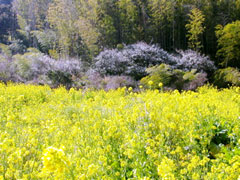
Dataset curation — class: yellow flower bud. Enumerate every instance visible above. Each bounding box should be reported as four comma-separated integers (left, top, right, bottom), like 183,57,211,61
148,81,153,85
158,82,163,87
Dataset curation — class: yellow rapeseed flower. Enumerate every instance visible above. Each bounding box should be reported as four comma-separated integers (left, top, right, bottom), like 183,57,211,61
148,80,153,86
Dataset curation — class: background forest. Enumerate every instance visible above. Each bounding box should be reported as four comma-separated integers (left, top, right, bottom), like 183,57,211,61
0,0,240,90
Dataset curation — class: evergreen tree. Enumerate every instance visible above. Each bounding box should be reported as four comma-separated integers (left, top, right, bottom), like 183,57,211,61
185,8,205,51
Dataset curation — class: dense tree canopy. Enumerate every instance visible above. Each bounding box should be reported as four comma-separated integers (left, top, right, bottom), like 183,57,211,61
0,0,17,43
0,0,240,67
216,21,240,68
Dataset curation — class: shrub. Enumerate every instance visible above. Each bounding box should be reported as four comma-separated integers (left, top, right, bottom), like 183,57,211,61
182,72,208,90
140,64,208,91
175,50,216,73
213,67,240,88
94,42,177,80
46,58,83,88
10,52,83,88
94,49,128,76
0,43,12,57
0,54,12,82
0,50,85,88
84,70,104,89
32,30,57,53
122,42,177,79
140,64,174,89
11,52,51,81
94,43,215,80
85,70,137,90
9,40,26,55
26,47,41,53
102,76,137,91
48,49,60,60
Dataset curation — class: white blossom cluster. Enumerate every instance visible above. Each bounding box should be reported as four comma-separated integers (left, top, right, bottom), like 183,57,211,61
175,50,216,72
94,42,177,79
1,52,83,86
94,42,216,80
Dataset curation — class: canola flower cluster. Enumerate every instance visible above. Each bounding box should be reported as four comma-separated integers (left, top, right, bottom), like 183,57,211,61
0,83,240,179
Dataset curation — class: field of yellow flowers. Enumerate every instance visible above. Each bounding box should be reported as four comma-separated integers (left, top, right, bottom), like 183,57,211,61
0,83,240,179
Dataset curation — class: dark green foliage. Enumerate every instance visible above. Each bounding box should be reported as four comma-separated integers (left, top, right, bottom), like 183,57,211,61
0,0,17,43
32,30,57,54
47,70,73,89
9,39,26,55
208,122,231,159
